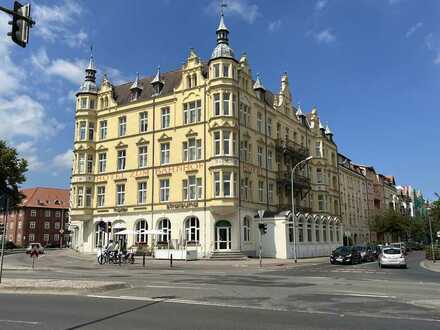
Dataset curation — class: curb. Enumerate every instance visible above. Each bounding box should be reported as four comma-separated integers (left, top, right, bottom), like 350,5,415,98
420,260,440,273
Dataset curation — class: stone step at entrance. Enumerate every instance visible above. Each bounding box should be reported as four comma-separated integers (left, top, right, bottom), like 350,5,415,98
209,251,249,260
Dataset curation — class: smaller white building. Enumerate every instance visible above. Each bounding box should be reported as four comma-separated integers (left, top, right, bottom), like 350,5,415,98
259,211,343,259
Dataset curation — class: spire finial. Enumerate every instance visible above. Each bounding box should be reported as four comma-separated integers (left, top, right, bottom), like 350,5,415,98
253,73,265,91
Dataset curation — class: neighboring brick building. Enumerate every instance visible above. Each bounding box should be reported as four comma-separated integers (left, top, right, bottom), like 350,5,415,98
0,187,69,247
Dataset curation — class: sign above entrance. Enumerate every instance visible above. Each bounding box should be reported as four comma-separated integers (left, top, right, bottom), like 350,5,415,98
167,201,198,210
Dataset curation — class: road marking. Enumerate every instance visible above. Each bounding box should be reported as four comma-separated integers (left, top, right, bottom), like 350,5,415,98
145,285,211,290
0,319,40,325
337,292,396,299
87,294,440,323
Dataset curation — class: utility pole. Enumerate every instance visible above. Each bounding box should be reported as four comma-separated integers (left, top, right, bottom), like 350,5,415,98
427,207,436,263
0,196,9,284
257,209,265,268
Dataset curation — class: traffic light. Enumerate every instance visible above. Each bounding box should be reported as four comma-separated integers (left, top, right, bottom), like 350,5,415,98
107,222,112,233
0,223,4,236
6,1,33,48
258,223,268,235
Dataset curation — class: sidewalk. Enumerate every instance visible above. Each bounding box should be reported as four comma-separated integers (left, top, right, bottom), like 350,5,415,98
0,278,128,294
420,259,440,273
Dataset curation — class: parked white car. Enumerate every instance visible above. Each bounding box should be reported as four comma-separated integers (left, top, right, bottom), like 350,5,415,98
378,247,407,268
25,243,45,255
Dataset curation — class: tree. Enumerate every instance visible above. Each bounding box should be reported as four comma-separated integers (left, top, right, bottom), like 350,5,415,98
0,140,28,209
369,210,410,242
429,199,440,243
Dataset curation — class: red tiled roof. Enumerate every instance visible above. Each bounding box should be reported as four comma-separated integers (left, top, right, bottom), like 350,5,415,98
19,187,69,209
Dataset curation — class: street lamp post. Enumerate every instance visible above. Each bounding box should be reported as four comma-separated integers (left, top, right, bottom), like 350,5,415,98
257,209,265,268
291,156,315,264
427,207,436,263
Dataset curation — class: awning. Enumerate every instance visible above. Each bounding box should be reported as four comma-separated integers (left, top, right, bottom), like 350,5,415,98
139,229,165,235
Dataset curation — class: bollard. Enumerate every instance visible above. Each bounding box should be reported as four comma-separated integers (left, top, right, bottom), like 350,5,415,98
170,253,173,268
143,252,146,268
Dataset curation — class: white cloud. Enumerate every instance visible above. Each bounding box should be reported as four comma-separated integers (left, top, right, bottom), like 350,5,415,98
405,22,423,38
53,149,73,170
0,15,25,96
268,20,282,32
0,95,64,141
206,0,260,24
47,59,85,85
315,0,328,11
15,141,44,171
31,47,50,70
33,1,88,48
424,33,440,65
314,29,336,44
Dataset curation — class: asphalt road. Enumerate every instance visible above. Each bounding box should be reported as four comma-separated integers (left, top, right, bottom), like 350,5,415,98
1,251,439,329
0,293,438,330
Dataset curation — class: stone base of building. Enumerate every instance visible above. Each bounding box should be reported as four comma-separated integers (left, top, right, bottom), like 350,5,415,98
69,208,343,260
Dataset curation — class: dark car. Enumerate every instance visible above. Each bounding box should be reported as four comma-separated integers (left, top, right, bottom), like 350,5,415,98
330,246,362,265
354,245,376,262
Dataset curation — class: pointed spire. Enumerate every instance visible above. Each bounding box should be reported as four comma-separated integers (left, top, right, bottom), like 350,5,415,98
253,73,265,91
86,46,96,71
217,8,229,32
151,66,164,95
296,103,305,117
130,72,143,91
77,46,97,94
325,124,333,135
151,66,161,84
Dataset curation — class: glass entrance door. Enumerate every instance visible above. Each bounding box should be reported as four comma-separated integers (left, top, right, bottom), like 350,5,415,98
215,221,231,250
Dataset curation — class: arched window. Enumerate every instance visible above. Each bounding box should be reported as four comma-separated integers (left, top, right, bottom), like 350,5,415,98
322,220,327,242
329,222,334,242
135,219,148,244
95,222,105,248
288,216,294,242
315,218,320,242
243,216,251,242
187,75,192,89
185,216,200,243
158,218,171,242
298,217,304,242
192,73,197,87
307,219,312,242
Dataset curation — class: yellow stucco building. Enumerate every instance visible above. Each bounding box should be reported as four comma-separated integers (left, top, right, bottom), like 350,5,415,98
69,13,343,257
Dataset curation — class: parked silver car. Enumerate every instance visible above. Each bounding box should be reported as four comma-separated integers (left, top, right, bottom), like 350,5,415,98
378,247,407,268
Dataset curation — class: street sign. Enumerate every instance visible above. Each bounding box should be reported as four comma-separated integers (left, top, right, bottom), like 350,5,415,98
437,231,440,238
257,209,265,219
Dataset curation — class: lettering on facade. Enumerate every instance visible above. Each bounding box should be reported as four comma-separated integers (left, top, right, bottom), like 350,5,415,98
166,201,199,209
242,163,265,176
95,164,204,182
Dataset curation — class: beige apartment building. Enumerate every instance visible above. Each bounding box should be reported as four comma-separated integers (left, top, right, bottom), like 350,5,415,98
69,13,342,256
338,154,370,244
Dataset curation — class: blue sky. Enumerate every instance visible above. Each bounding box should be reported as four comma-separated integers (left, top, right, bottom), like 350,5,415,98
0,0,439,199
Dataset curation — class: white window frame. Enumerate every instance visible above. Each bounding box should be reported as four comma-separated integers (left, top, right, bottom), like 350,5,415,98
97,186,105,207
44,221,50,229
214,131,221,156
257,146,263,167
160,143,170,165
117,149,126,171
183,100,201,124
161,107,170,129
213,93,221,116
258,180,264,202
139,112,148,133
118,116,127,137
159,179,170,202
138,181,147,204
29,221,36,229
79,121,87,141
116,184,125,206
98,152,107,173
185,216,200,242
223,92,230,116
138,145,148,168
99,120,107,140
257,112,263,133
